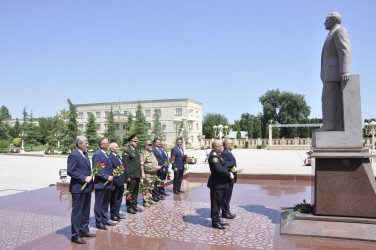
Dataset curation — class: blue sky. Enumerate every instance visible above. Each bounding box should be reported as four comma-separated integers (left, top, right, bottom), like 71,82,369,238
1,0,375,123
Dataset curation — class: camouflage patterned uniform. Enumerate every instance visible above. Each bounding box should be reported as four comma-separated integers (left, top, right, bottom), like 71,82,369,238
140,150,159,206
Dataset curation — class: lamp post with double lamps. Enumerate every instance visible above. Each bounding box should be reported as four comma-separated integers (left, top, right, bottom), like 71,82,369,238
55,131,61,148
213,124,228,141
19,131,27,152
364,121,376,150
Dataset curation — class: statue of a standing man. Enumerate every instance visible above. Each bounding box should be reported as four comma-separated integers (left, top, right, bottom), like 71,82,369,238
319,12,351,131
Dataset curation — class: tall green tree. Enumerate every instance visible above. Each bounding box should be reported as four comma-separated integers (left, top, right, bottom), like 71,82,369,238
10,118,21,138
123,112,135,145
61,99,79,153
151,109,165,140
203,113,229,139
0,105,11,122
259,89,311,138
24,122,41,150
37,117,53,145
0,123,11,141
133,102,150,150
104,107,119,143
85,113,99,150
252,116,262,139
236,123,241,139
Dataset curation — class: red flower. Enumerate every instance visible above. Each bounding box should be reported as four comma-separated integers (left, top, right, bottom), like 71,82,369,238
183,154,187,158
101,163,106,168
172,156,175,159
167,177,171,181
121,165,125,171
126,197,132,201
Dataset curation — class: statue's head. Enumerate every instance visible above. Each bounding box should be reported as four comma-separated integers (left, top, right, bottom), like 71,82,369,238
325,12,342,30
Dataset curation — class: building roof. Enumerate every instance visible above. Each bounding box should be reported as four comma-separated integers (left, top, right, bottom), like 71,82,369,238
228,131,248,139
75,98,202,107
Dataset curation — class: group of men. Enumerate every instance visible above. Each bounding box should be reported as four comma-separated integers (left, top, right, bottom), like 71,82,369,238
207,139,238,229
67,134,186,244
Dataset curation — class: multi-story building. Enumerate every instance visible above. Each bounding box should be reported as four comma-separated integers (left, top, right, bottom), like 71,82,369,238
75,98,203,148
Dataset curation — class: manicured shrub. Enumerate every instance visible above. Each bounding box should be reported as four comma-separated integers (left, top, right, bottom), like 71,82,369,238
245,141,249,148
234,145,238,149
256,145,262,149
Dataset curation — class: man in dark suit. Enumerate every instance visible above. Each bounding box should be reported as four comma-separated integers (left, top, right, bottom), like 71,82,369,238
93,138,114,230
207,139,234,229
123,134,144,214
152,138,164,201
220,139,237,219
109,142,128,221
67,136,96,244
319,12,351,131
160,140,169,195
171,139,185,194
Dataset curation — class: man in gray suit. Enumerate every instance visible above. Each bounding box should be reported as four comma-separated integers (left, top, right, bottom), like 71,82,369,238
319,12,351,131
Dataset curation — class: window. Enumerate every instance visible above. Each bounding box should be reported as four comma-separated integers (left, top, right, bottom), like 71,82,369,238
79,124,83,130
124,110,129,115
175,108,182,116
105,111,109,118
104,124,107,130
189,109,193,116
196,123,199,130
87,112,92,118
123,124,126,130
147,123,151,128
79,112,83,119
96,124,101,130
145,110,151,117
96,112,101,118
155,109,161,115
116,124,119,130
162,124,166,130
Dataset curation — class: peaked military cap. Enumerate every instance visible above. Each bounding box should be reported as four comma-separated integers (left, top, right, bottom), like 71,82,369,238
127,134,138,142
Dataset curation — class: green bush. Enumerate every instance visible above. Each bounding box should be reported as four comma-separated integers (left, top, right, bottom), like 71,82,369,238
256,144,262,149
245,141,249,148
0,140,10,152
234,145,238,149
12,137,22,147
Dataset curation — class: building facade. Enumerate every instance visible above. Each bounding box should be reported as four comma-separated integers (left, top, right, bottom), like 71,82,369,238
75,98,203,148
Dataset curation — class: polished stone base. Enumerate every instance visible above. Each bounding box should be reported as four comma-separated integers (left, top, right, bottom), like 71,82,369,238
314,151,376,218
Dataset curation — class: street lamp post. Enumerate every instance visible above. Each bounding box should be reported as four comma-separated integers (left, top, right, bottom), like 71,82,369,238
364,121,376,150
55,131,61,148
213,124,228,141
19,131,27,152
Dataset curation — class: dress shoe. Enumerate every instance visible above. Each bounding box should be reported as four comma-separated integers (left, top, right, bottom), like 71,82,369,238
152,198,159,202
220,222,229,226
104,221,116,226
134,207,143,212
212,222,226,230
179,190,185,193
174,191,180,194
96,224,107,230
222,213,235,219
127,208,136,214
71,237,86,244
118,214,126,219
161,193,167,196
110,216,120,221
80,233,96,237
229,213,236,218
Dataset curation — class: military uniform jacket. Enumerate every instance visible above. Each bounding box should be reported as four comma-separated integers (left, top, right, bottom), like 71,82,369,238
220,149,237,184
141,151,159,175
207,150,231,189
122,146,141,178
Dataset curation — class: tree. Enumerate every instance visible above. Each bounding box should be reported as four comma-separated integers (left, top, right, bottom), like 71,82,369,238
46,114,65,148
124,112,135,145
37,117,53,145
85,113,99,151
259,89,311,138
22,108,28,128
247,120,253,139
0,140,10,152
0,123,11,141
236,123,241,139
104,107,119,144
61,99,79,153
203,113,229,139
133,102,150,150
151,109,165,140
0,105,11,122
24,122,41,150
252,116,262,139
10,118,21,138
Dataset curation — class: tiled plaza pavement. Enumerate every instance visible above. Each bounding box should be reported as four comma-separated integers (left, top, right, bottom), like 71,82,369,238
0,178,375,250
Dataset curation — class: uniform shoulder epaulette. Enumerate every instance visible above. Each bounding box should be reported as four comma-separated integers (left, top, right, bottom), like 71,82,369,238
213,152,217,156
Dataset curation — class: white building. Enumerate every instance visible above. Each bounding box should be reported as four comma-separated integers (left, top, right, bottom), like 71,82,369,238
75,98,203,148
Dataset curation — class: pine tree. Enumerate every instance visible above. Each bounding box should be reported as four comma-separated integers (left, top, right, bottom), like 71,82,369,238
104,107,119,143
151,109,165,140
133,102,150,150
85,113,99,151
247,120,253,139
236,123,241,139
124,112,135,144
61,99,79,153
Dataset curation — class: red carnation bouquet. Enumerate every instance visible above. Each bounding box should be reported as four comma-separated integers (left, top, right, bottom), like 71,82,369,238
124,189,132,202
155,176,166,188
81,162,106,191
183,154,188,164
104,165,125,185
166,170,172,181
139,181,148,196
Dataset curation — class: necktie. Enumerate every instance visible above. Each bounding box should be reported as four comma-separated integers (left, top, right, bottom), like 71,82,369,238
84,152,91,168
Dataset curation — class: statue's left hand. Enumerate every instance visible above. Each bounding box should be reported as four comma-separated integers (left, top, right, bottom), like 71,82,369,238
341,73,350,82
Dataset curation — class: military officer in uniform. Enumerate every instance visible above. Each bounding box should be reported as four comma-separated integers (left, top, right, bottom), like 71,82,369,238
220,139,237,219
140,140,160,207
122,134,144,214
207,139,234,229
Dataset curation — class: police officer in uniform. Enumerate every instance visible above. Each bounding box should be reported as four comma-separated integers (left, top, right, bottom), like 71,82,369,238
140,140,160,207
207,139,234,229
122,134,144,214
220,139,237,219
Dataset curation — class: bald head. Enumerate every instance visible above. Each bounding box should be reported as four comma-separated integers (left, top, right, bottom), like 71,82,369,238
109,142,119,154
212,139,223,153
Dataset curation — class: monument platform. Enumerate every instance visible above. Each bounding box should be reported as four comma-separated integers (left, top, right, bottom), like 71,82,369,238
1,174,376,249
